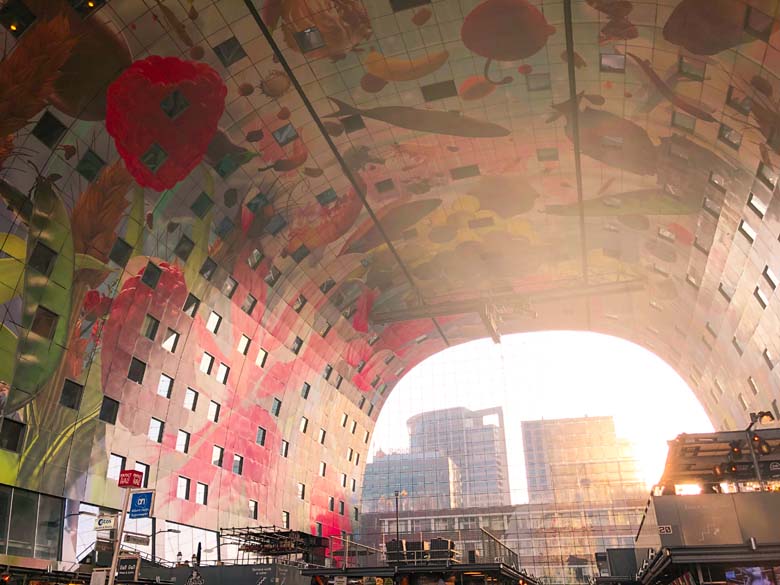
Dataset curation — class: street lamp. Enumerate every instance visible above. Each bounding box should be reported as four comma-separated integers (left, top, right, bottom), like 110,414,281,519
745,411,776,488
393,490,407,549
64,511,97,520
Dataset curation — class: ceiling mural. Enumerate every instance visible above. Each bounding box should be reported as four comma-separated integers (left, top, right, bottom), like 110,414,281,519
0,0,779,552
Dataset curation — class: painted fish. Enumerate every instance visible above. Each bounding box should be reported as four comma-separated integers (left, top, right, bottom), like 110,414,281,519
626,52,716,122
326,97,511,138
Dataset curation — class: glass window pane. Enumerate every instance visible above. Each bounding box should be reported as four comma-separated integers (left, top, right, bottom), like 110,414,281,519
0,485,10,553
7,489,37,557
35,494,62,560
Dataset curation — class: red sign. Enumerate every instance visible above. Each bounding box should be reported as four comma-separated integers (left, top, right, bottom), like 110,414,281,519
118,470,143,488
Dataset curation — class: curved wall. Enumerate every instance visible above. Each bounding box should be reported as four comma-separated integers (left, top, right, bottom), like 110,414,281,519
0,0,777,562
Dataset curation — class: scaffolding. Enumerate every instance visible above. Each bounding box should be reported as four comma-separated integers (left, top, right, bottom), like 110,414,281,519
219,526,328,565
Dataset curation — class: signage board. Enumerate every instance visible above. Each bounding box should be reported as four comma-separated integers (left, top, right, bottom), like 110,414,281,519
95,515,117,530
95,538,114,553
129,490,154,519
335,576,347,585
117,555,140,582
118,469,143,488
124,533,151,546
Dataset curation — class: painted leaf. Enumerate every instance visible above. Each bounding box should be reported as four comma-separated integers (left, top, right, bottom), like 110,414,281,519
0,258,24,304
0,324,17,382
126,186,145,257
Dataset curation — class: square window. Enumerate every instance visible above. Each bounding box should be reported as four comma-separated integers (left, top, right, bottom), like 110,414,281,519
291,244,309,263
246,193,269,213
291,336,303,355
242,294,257,315
718,123,742,149
183,293,201,317
196,482,208,505
281,440,289,457
0,419,24,453
450,164,480,180
109,237,132,267
142,314,160,340
356,360,366,373
217,362,230,384
265,214,288,236
342,114,366,133
161,328,180,353
678,57,705,80
135,462,150,488
726,85,752,115
176,429,190,453
256,347,269,368
323,364,332,380
247,248,264,269
256,426,267,446
671,111,696,132
300,416,309,433
421,79,457,102
233,454,244,475
222,275,238,298
157,373,174,398
526,73,551,91
293,27,325,53
107,453,126,480
375,179,395,193
599,53,625,73
30,305,58,339
160,89,190,119
271,398,282,416
212,444,224,467
31,111,66,148
200,257,218,280
293,294,307,313
272,124,298,147
140,143,168,174
318,429,326,444
250,500,258,519
301,382,311,399
755,286,769,308
297,482,306,500
206,311,222,333
28,241,57,276
764,265,779,289
213,36,247,67
265,264,282,286
316,188,338,206
238,334,251,355
60,379,83,410
208,400,221,423
316,522,323,537
739,219,757,242
748,192,768,218
99,397,119,424
177,476,190,500
368,334,379,346
320,278,335,294
282,510,290,528
76,148,106,182
141,261,162,288
148,418,164,443
758,162,778,189
371,375,380,387
128,357,146,384
184,388,199,411
537,148,559,162
0,0,36,37
745,6,773,41
191,192,214,219
353,506,359,520
174,235,195,261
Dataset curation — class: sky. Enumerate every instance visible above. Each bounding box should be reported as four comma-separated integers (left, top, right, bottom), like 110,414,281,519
369,331,714,504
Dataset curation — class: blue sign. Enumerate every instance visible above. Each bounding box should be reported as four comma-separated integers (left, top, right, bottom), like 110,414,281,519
129,491,154,519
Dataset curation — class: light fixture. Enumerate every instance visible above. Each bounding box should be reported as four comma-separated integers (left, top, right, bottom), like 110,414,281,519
729,440,743,458
751,433,772,455
751,411,776,425
674,483,702,496
176,551,182,564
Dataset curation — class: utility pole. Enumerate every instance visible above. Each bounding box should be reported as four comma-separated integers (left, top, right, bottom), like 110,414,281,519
107,470,143,585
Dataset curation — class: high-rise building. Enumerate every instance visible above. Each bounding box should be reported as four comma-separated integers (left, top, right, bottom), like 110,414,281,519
408,407,511,507
522,416,646,505
361,450,462,513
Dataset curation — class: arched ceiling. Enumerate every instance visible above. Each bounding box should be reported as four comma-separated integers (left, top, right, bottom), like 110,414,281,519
0,0,778,537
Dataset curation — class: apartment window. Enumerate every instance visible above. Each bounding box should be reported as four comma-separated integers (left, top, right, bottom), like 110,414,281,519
347,447,354,462
733,336,744,355
339,501,345,515
222,276,238,298
141,262,162,288
738,393,749,411
350,420,357,434
216,363,230,384
323,364,332,380
679,56,705,80
748,192,768,218
353,507,359,521
739,219,757,242
748,376,760,396
196,482,208,505
256,347,268,367
184,388,199,411
247,248,264,269
99,397,119,424
127,357,146,384
176,430,190,453
355,453,360,466
200,352,215,374
301,382,311,399
242,294,257,315
212,445,224,467
206,311,222,333
250,500,258,519
107,453,125,480
340,473,347,487
135,462,150,488
148,418,164,443
281,440,289,457
233,454,244,475
199,257,217,280
368,403,374,417
157,374,174,398
238,334,251,355
351,478,357,492
763,348,775,369
291,336,303,354
154,326,177,353
755,286,769,308
358,397,366,409
318,429,326,444
208,401,221,422
282,511,290,529
335,375,343,389
177,476,191,500
364,431,370,444
758,161,778,189
182,293,200,317
316,522,323,537
341,413,348,427
60,379,84,410
108,237,132,266
293,294,307,313
763,266,779,289
719,282,734,301
300,417,309,433
271,398,282,416
142,314,160,340
671,110,695,132
718,123,742,149
727,85,752,115
297,483,306,500
256,426,267,446
328,497,335,511
319,461,327,476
